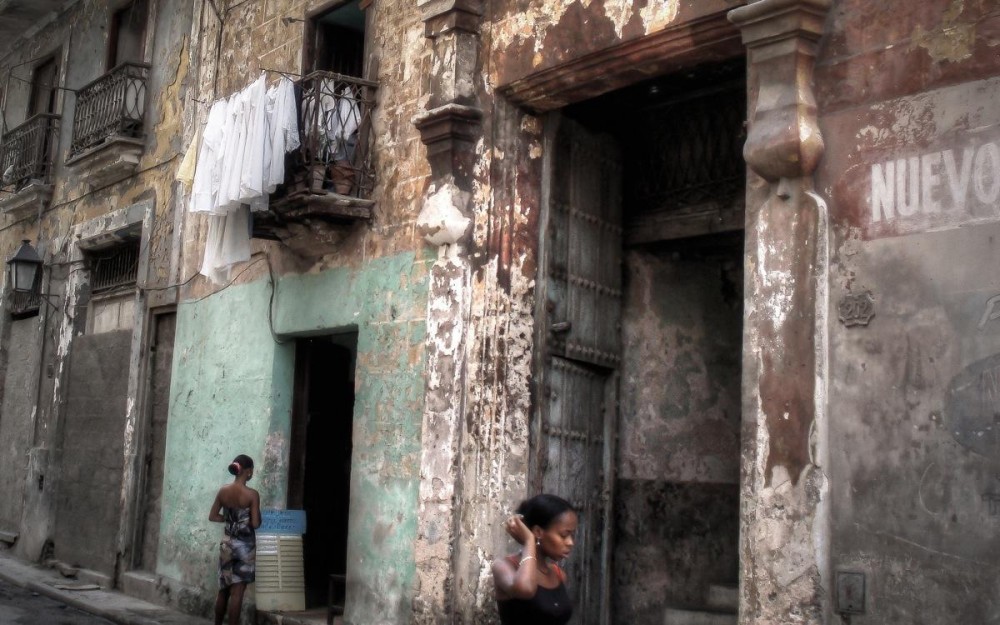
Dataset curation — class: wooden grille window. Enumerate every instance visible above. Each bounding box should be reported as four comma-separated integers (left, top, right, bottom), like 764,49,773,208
624,84,746,210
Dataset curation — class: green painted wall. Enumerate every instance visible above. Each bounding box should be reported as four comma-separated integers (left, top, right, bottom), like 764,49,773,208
159,251,430,624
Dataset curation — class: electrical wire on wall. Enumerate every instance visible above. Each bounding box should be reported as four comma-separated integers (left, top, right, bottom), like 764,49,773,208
138,250,287,345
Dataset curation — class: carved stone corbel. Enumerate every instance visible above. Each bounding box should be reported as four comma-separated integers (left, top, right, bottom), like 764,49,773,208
415,0,483,240
729,0,828,184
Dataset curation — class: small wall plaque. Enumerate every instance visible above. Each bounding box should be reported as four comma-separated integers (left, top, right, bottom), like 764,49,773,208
838,291,875,327
837,571,866,614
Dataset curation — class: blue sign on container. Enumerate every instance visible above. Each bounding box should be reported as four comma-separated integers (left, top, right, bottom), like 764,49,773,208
259,509,307,535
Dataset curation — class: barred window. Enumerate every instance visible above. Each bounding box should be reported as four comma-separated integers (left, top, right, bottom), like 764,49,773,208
89,239,140,295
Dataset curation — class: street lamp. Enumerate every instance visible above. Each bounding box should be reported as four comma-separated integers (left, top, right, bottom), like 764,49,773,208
6,239,42,294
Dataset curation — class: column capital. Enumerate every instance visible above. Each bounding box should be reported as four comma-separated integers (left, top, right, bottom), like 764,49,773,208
420,0,483,37
729,0,831,181
728,0,830,48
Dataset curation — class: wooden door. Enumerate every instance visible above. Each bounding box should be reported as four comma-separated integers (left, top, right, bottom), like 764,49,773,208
534,115,622,625
137,311,175,570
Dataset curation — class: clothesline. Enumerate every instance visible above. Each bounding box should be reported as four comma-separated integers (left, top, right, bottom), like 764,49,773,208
190,68,300,107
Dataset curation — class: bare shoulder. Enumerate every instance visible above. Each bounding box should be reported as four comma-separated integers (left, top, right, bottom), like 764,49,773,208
492,556,514,574
491,554,517,581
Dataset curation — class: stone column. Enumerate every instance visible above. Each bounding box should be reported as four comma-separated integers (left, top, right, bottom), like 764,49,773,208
728,1,832,623
412,1,482,622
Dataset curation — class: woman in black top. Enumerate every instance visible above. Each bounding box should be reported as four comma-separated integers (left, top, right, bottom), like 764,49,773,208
492,494,578,625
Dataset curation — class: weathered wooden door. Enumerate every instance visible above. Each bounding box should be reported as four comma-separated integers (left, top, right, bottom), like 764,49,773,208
534,114,622,625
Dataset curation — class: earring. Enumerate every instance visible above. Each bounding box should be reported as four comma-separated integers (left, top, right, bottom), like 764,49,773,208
536,539,541,547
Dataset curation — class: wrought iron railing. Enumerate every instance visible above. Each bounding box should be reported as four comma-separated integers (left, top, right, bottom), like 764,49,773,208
0,113,60,194
296,70,377,199
69,62,149,158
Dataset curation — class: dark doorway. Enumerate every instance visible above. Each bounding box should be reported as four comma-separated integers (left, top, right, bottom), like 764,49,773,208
305,0,366,77
550,58,746,625
288,334,356,611
29,57,59,117
107,0,148,69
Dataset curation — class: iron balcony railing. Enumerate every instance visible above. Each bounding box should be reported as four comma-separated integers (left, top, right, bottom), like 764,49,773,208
297,70,377,199
69,62,149,158
0,113,60,194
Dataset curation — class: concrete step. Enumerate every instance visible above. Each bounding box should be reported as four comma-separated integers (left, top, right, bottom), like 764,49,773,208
706,582,738,612
256,607,340,625
664,608,737,625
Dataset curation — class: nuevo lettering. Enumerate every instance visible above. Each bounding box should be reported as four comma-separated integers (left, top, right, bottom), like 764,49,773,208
871,141,1000,223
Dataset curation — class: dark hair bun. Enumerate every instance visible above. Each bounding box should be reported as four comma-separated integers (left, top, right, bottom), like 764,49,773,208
516,493,574,530
228,454,254,476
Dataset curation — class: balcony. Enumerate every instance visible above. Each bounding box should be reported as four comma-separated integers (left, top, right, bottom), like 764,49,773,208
0,113,59,215
253,71,378,243
66,62,150,186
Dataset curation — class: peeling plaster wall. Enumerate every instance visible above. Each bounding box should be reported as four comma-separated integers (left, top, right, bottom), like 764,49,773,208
153,0,442,622
161,251,430,622
158,278,294,614
816,1,1000,622
0,0,195,571
0,318,42,535
489,0,740,88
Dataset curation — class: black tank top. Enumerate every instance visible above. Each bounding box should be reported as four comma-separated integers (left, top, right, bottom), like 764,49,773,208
497,556,573,625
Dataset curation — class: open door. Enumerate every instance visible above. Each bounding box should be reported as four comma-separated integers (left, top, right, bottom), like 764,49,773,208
288,335,356,613
534,114,623,625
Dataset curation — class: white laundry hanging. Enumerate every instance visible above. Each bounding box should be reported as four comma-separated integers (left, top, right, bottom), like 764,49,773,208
187,73,302,285
264,77,300,193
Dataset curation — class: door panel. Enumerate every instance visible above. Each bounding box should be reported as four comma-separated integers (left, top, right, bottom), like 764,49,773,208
536,115,622,625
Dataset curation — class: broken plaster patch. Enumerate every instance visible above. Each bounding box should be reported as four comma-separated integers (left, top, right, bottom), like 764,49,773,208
639,0,679,34
911,0,975,63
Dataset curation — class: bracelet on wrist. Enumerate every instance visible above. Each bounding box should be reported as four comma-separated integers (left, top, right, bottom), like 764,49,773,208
519,555,537,565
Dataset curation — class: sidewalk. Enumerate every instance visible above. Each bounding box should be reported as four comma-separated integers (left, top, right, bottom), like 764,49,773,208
0,549,211,625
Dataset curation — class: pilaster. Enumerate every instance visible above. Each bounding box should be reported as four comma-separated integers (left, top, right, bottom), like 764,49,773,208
728,1,832,623
412,0,483,623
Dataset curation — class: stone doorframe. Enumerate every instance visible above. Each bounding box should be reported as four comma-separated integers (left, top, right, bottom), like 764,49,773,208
65,200,157,580
412,0,834,623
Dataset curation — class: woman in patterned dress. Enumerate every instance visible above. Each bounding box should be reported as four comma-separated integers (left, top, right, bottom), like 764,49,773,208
209,454,261,625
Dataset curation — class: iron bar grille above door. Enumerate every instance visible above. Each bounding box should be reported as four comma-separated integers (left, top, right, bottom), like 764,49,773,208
89,241,140,294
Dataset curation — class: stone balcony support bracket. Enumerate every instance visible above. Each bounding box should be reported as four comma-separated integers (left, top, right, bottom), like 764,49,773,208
65,136,145,189
0,182,54,217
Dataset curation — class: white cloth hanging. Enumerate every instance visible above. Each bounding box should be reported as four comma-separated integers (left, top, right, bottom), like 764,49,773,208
200,208,252,285
190,99,228,215
264,77,300,193
188,73,303,284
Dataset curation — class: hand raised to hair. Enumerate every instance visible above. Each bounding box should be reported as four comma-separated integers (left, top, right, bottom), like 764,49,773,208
504,514,534,547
